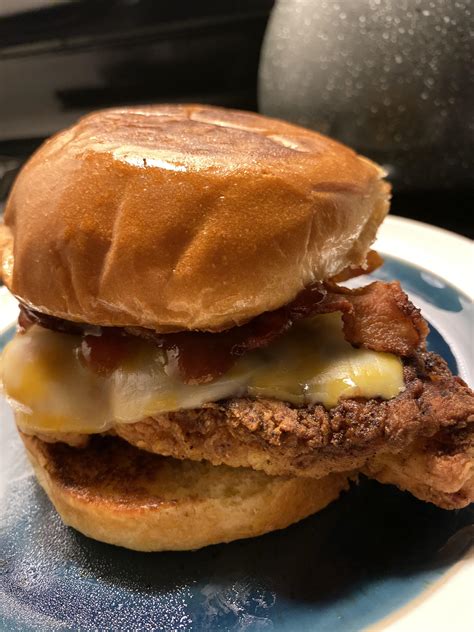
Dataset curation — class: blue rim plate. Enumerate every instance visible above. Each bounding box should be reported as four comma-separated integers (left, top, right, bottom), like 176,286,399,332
0,216,472,632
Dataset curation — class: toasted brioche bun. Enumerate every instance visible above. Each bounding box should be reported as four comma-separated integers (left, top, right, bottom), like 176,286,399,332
21,432,349,551
1,104,389,332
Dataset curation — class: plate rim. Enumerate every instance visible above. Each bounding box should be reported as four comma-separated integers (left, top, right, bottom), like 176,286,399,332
375,215,474,299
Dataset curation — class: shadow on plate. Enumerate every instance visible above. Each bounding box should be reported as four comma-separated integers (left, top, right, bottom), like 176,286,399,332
1,474,472,631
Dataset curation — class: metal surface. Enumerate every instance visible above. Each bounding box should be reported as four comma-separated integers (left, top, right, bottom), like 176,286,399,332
259,0,473,189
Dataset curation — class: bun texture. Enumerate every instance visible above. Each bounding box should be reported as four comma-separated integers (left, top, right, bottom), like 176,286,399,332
2,104,389,331
21,432,349,551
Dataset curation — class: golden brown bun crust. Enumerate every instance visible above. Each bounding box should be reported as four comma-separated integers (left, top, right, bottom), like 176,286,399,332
2,105,389,331
21,432,349,552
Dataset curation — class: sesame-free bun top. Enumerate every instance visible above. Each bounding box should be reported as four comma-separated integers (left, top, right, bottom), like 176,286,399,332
1,105,390,332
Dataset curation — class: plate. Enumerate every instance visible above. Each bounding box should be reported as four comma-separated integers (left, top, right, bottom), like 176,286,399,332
0,216,472,632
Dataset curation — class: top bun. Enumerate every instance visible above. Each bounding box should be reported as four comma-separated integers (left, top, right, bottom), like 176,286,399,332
1,105,389,332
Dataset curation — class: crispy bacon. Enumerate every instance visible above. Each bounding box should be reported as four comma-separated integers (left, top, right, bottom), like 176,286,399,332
156,304,311,384
18,281,428,384
80,331,133,377
317,282,429,357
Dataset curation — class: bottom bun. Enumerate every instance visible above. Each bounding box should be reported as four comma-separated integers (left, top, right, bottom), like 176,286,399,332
20,432,349,551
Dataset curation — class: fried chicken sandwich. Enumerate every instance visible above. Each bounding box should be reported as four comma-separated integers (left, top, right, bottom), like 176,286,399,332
1,105,473,551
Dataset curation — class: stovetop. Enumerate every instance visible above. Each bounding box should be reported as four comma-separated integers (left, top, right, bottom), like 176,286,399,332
0,0,471,239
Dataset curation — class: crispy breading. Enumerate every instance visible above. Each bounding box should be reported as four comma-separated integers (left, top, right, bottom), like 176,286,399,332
364,426,474,509
111,352,474,482
27,352,473,509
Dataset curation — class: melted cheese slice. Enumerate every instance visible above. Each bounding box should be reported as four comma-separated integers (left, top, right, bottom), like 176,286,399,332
0,314,404,435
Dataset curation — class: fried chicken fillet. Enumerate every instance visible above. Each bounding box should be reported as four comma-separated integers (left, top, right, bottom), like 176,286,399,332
34,351,474,509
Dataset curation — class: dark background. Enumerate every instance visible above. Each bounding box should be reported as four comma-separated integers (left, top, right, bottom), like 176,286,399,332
0,0,472,238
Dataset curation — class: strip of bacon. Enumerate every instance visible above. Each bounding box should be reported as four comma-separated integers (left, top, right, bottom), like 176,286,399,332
317,282,429,357
18,281,428,384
